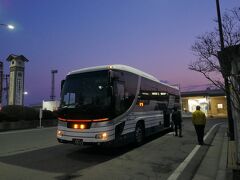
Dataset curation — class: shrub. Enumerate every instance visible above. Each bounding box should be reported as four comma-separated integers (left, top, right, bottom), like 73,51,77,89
1,105,38,121
42,110,57,120
2,105,22,121
23,106,38,121
0,111,9,122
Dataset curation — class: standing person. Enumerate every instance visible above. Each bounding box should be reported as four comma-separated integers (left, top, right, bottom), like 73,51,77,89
172,107,182,137
192,105,206,145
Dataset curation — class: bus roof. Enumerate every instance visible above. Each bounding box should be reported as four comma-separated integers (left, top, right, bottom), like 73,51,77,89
68,64,179,90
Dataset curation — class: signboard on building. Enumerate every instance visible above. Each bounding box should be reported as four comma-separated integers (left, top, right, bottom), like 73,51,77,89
42,100,60,111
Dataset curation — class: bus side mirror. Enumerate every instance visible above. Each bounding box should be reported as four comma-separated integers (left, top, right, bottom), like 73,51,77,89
61,80,65,91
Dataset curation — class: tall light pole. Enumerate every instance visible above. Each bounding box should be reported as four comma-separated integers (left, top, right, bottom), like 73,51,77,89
215,0,235,140
0,23,15,30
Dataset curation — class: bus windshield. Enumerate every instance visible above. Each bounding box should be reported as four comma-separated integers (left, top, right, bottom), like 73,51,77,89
59,70,112,119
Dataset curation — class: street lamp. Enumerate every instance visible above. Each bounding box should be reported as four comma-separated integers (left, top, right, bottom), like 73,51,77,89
0,23,15,30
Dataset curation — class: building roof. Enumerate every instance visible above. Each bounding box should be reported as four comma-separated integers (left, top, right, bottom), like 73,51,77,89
6,54,29,62
181,89,225,97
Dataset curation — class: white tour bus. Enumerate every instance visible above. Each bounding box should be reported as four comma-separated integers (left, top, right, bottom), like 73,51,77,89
57,64,180,146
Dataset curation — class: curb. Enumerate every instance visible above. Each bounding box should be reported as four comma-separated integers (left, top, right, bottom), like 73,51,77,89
192,124,226,180
215,129,228,180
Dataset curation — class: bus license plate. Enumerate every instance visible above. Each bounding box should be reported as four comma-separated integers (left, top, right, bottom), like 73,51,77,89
73,139,83,145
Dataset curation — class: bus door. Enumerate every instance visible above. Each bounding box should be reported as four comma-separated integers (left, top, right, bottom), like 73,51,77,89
114,81,125,115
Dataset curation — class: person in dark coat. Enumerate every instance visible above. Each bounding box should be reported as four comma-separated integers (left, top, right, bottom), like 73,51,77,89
172,107,182,137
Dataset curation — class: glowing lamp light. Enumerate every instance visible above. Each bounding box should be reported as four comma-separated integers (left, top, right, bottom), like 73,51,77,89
0,23,15,30
80,124,85,129
7,24,15,30
73,124,79,129
57,130,64,137
73,124,86,129
95,132,108,139
152,92,159,95
102,132,107,139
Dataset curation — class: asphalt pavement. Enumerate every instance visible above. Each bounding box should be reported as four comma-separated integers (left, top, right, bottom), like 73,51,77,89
0,118,231,180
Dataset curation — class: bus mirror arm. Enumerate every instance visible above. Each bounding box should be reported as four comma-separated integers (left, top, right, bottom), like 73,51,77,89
61,80,65,91
108,86,114,96
109,70,113,83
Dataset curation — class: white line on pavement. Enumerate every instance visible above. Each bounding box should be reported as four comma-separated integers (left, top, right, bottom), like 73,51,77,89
167,123,222,180
0,127,56,135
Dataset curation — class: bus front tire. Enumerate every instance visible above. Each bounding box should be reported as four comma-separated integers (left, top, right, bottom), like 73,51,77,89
134,123,145,145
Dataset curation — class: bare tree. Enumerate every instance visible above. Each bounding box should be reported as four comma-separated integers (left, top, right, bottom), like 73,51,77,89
189,7,240,110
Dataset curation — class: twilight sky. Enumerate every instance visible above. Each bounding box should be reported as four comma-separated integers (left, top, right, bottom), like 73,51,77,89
0,0,239,105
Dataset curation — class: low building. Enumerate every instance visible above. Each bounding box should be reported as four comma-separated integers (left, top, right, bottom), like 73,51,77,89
181,89,227,118
42,100,60,112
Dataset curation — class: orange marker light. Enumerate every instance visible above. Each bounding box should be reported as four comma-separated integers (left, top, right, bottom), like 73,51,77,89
139,102,144,107
80,124,85,129
73,124,79,129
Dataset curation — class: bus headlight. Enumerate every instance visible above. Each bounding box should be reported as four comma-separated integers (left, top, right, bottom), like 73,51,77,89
95,132,108,140
57,130,64,137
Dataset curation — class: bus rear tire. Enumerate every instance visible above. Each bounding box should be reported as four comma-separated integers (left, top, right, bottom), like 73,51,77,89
134,123,145,146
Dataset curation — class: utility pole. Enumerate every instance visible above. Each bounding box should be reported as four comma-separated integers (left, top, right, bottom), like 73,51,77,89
0,61,3,108
50,70,58,101
215,0,235,140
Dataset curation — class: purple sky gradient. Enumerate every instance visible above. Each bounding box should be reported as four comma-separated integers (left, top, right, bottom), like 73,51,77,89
0,0,239,105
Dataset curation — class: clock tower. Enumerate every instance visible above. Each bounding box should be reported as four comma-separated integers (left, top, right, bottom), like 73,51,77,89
7,54,28,105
